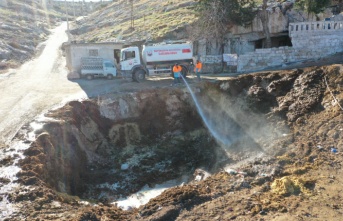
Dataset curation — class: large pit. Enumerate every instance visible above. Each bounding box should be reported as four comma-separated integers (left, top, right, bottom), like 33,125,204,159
16,75,288,206
1,65,341,220
0,59,342,221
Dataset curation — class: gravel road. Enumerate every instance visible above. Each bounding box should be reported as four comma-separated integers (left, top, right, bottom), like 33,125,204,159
0,23,73,145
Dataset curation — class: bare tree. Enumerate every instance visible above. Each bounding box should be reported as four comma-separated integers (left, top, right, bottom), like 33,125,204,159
259,0,272,48
192,0,256,53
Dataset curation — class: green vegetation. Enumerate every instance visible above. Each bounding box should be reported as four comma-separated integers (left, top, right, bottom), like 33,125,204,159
191,0,256,50
295,0,331,14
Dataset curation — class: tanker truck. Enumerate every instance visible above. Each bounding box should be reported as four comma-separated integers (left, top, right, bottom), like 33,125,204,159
120,42,194,82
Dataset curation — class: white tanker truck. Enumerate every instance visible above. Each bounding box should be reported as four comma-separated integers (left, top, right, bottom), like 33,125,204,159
120,42,194,82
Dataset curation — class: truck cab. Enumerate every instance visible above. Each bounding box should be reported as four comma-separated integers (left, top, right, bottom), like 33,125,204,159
120,47,141,71
120,47,147,81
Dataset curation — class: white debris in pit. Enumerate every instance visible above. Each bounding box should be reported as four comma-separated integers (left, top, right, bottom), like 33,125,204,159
0,140,31,219
0,196,16,219
220,82,230,90
50,201,62,209
0,164,21,182
97,182,120,191
121,163,129,170
27,114,64,141
193,168,211,181
27,122,44,141
114,177,189,211
124,151,156,168
79,201,90,206
0,114,50,218
194,175,202,181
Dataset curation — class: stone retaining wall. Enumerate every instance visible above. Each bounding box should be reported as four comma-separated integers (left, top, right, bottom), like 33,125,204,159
238,21,343,72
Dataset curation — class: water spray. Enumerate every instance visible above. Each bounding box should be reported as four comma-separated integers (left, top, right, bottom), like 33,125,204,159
180,75,232,146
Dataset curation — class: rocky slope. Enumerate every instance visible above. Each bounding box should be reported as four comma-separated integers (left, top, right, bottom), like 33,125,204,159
0,0,63,72
70,0,197,43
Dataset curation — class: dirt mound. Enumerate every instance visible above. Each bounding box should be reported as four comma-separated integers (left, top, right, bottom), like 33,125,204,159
4,64,343,220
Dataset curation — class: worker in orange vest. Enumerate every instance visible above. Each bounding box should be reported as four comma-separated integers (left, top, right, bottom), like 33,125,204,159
194,60,203,81
172,63,182,85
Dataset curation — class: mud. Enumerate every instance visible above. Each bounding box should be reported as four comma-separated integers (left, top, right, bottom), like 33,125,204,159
1,64,343,220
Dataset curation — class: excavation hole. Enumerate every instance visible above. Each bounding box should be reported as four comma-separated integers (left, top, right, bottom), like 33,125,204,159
18,85,277,205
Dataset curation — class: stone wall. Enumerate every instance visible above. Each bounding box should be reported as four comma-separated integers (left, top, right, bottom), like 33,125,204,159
237,21,343,72
290,21,343,50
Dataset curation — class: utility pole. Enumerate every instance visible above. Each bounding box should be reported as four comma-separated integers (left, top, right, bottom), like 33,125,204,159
130,0,134,29
81,1,84,16
65,0,69,31
65,0,70,42
73,0,76,18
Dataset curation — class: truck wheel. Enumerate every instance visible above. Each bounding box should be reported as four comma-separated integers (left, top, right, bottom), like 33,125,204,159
107,74,114,80
86,74,93,80
134,69,146,82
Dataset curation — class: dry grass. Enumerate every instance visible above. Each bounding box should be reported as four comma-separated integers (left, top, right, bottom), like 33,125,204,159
73,0,197,42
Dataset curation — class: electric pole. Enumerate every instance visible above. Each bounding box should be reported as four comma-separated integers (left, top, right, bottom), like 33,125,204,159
73,0,76,18
130,0,134,29
65,0,70,42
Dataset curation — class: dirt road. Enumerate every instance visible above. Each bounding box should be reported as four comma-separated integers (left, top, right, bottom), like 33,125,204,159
0,23,74,145
0,23,170,146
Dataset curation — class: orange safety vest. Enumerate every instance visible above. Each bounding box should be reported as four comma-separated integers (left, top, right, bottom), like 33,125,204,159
195,62,202,69
173,65,182,72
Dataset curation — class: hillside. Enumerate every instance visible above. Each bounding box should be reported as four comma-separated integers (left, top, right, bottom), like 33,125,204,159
70,0,197,43
0,0,64,72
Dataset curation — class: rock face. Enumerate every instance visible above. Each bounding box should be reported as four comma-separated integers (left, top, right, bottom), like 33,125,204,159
230,5,288,39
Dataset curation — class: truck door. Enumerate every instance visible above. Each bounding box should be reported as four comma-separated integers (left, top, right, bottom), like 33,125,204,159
120,47,140,72
104,62,117,76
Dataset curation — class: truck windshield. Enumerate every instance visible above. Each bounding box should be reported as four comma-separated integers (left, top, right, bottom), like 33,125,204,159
122,50,135,61
104,63,114,68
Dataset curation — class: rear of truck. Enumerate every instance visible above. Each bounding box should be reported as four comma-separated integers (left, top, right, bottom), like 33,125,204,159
81,57,117,80
120,43,194,82
142,43,193,76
